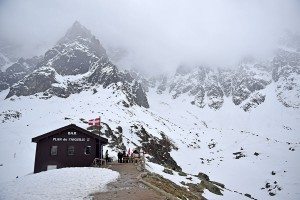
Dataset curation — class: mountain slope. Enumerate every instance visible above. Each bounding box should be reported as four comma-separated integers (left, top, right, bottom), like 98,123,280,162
3,22,149,108
0,81,299,199
143,49,300,111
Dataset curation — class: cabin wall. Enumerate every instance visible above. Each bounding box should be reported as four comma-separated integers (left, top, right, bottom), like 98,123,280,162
33,128,101,173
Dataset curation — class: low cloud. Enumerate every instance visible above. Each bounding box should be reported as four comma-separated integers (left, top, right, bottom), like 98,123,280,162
0,0,299,73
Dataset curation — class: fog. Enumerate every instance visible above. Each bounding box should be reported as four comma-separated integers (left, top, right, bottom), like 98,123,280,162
0,0,300,73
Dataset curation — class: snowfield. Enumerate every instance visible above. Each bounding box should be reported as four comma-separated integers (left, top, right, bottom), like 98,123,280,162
0,167,119,200
0,81,299,200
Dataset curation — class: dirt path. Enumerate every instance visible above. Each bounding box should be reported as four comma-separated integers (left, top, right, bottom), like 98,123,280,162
92,163,167,200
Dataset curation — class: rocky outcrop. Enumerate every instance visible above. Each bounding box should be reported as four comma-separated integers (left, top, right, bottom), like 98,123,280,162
145,59,293,111
5,67,57,98
87,63,149,108
156,64,269,110
242,92,266,111
272,50,300,108
231,65,271,105
3,21,149,108
131,125,181,171
0,56,41,91
35,21,107,76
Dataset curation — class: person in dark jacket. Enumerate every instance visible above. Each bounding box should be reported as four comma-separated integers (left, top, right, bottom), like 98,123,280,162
117,151,122,163
122,151,126,163
105,150,109,163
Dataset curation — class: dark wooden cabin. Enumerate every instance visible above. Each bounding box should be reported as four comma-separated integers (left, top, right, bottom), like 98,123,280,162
32,124,108,173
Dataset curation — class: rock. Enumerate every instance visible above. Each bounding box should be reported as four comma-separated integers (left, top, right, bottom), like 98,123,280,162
233,151,246,159
0,56,42,92
269,192,276,196
197,172,210,181
5,67,58,99
245,193,252,198
140,172,148,178
200,180,223,195
116,126,123,133
163,168,173,175
210,181,225,188
242,92,266,111
271,171,276,175
136,165,143,172
133,126,182,172
178,171,187,176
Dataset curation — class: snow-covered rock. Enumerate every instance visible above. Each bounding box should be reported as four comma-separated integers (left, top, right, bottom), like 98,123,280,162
138,51,298,111
0,56,41,91
3,22,149,108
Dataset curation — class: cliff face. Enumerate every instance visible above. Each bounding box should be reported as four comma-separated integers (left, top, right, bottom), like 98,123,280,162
3,22,149,108
136,48,299,111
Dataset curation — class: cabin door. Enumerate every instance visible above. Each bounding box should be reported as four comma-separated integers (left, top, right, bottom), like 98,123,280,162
47,165,57,170
99,144,103,159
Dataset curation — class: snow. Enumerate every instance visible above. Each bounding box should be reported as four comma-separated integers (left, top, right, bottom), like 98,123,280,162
0,167,119,200
0,52,13,72
53,70,89,88
146,162,200,186
0,79,299,199
147,85,300,200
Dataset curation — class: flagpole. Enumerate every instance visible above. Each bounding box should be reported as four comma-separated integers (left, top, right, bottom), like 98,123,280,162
98,116,103,159
99,116,101,135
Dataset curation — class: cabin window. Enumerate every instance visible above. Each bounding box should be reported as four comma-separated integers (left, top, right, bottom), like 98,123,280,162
85,146,91,155
50,146,58,156
68,146,75,155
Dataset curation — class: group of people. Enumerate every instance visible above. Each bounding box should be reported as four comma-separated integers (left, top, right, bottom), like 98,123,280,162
117,149,143,163
104,148,144,163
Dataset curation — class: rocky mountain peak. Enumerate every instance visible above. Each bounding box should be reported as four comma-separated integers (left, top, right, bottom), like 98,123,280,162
58,21,93,45
34,21,107,76
3,22,149,108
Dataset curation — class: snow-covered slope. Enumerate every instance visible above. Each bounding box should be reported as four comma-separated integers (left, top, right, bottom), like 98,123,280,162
0,167,119,200
0,80,299,199
0,52,12,72
142,48,300,111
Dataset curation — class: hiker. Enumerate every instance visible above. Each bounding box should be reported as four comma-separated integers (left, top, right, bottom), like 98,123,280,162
122,150,126,163
105,150,109,163
132,149,139,163
117,151,123,163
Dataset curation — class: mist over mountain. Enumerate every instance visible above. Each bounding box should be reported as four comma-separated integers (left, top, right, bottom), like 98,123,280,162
1,0,300,74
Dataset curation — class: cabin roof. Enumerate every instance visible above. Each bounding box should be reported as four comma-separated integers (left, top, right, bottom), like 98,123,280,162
32,124,108,144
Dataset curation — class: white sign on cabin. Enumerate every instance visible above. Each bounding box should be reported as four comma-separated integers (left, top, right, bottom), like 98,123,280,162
68,131,77,135
52,137,91,142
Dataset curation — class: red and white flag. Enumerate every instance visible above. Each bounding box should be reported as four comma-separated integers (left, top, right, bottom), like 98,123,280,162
127,148,131,156
88,117,101,126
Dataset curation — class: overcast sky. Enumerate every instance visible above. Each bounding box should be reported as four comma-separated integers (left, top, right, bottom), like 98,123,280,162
0,0,299,73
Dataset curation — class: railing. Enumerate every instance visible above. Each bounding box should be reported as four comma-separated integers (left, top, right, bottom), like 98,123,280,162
92,158,106,166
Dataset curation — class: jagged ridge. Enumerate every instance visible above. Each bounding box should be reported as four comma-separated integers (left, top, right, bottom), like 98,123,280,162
3,22,149,108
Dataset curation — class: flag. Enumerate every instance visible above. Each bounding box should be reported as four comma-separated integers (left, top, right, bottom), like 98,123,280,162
127,148,131,156
88,117,101,126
